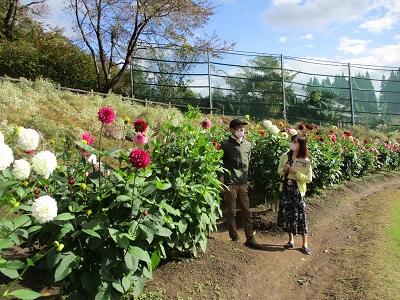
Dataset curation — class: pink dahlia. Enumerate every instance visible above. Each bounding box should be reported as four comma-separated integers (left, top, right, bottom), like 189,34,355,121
129,149,151,169
133,119,147,133
82,133,95,145
98,107,115,124
133,132,149,146
201,119,212,130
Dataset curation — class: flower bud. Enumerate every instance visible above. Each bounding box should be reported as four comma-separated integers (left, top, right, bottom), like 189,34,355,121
124,117,131,124
143,210,148,216
23,181,29,187
68,178,75,185
34,189,40,195
57,244,64,251
80,183,87,190
12,202,20,208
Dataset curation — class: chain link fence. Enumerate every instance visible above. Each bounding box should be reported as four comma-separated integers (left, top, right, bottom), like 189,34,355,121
131,46,400,128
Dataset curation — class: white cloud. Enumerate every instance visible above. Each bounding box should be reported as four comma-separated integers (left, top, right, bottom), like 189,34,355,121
261,0,370,31
337,37,371,54
359,15,398,33
279,36,288,43
301,34,314,40
348,43,400,67
395,35,400,39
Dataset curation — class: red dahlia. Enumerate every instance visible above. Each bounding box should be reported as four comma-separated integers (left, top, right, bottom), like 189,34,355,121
129,149,151,169
133,119,147,133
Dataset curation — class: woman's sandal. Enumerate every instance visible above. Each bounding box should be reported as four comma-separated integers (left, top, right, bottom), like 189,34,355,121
302,246,311,255
284,242,294,249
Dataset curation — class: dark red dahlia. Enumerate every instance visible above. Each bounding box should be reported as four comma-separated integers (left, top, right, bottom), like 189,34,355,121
133,119,147,133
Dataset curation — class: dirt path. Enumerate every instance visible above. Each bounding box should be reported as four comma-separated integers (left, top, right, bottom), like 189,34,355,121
143,172,400,300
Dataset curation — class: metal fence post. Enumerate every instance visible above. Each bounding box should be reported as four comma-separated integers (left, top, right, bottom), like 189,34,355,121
207,50,213,114
281,54,287,123
347,63,355,126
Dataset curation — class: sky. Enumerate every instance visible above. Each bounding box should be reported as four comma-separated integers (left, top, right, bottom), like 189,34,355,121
39,0,400,69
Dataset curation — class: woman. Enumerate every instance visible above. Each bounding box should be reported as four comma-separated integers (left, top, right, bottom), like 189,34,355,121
277,134,313,255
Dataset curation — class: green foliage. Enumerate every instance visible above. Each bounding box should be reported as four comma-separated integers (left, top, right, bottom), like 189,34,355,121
0,106,223,299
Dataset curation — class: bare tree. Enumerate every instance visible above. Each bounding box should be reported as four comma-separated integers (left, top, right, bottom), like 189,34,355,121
2,0,49,40
67,0,234,93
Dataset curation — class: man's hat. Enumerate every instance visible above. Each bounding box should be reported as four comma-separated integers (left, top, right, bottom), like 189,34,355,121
229,119,248,129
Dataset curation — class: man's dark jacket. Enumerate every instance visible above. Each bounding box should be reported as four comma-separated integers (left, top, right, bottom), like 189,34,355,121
220,136,251,185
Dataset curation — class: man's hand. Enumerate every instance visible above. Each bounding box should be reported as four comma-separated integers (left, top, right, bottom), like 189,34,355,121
219,176,224,183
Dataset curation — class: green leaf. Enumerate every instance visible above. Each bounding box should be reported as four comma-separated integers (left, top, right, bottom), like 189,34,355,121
138,224,155,244
69,202,86,213
0,238,14,250
95,282,111,300
129,246,151,264
116,195,131,202
13,215,31,229
82,229,101,239
54,213,75,221
54,252,78,281
0,268,19,279
124,252,138,272
157,201,181,216
81,271,101,294
151,251,161,270
108,228,129,248
6,259,26,269
8,289,42,299
156,180,171,190
177,219,188,234
75,142,103,156
0,180,18,198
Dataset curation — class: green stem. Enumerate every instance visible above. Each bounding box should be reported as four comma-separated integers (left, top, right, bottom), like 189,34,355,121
129,168,138,222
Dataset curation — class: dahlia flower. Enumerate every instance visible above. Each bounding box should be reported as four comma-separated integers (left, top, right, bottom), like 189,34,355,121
129,149,151,169
280,132,289,139
12,159,31,180
0,132,4,144
31,195,58,223
133,132,149,146
262,120,272,128
289,128,298,136
266,124,280,134
17,128,39,152
98,106,115,124
0,143,14,171
31,151,57,179
133,119,147,133
82,133,95,145
201,119,212,130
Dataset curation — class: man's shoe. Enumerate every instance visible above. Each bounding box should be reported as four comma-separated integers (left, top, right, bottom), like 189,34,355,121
244,236,262,249
232,235,240,242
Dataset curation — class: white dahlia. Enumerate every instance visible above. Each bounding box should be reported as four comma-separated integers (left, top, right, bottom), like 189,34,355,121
262,120,273,128
0,143,14,171
0,131,4,144
12,159,31,180
32,195,58,223
17,128,40,152
289,128,298,136
31,151,57,179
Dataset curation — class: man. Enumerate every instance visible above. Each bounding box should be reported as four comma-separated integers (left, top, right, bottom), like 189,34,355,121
219,119,262,249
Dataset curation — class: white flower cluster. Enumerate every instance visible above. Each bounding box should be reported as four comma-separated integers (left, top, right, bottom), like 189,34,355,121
0,142,14,171
262,120,280,134
12,159,31,180
0,131,4,144
17,128,39,152
31,151,57,179
32,195,58,223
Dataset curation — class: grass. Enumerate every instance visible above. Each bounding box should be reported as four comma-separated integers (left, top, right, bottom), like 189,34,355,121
383,196,400,299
